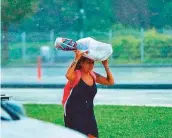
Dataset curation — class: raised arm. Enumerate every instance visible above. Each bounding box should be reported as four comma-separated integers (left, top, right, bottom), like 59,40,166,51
95,60,114,86
65,50,87,82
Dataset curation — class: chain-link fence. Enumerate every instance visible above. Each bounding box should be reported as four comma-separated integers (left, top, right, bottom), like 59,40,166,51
2,29,172,66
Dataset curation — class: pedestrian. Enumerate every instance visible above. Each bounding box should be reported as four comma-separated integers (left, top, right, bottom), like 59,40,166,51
63,50,114,138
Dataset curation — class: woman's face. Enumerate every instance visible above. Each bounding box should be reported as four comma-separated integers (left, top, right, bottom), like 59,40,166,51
81,58,94,72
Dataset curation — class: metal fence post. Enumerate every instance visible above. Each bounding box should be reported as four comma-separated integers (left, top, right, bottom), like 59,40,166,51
140,28,144,62
22,32,26,63
108,29,113,61
50,30,55,62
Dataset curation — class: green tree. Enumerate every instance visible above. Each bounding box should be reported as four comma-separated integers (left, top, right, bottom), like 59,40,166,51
148,0,172,29
163,1,172,28
11,0,113,33
112,0,172,29
17,0,78,32
112,0,150,28
85,0,113,31
1,0,39,62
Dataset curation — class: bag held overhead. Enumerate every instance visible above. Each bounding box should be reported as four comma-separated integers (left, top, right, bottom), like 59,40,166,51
54,37,113,61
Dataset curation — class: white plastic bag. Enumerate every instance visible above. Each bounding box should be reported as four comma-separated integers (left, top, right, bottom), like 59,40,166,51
76,37,113,61
54,37,113,61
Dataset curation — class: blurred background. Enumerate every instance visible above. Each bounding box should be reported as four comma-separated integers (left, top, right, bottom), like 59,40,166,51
1,0,172,86
1,1,172,137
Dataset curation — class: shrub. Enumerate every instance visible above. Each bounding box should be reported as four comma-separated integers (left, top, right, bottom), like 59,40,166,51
144,29,172,58
112,29,172,62
112,36,141,60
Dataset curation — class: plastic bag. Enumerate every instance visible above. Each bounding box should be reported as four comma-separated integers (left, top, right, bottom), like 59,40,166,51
54,37,113,61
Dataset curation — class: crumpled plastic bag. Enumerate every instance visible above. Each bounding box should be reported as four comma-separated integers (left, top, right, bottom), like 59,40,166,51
54,37,113,61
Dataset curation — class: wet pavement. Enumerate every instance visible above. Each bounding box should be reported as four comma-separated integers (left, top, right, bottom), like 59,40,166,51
2,67,172,84
2,67,172,107
2,88,172,107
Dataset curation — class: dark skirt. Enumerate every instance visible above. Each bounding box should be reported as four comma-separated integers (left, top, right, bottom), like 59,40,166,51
64,113,98,137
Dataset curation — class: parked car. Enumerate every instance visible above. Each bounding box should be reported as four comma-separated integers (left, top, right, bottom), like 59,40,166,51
1,94,86,138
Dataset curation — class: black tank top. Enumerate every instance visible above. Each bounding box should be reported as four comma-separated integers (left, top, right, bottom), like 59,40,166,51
66,78,97,116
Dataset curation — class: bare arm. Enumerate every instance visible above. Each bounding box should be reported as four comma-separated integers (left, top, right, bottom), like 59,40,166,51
95,60,114,85
65,50,87,82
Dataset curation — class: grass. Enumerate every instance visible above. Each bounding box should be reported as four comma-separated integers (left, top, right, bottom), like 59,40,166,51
24,104,172,138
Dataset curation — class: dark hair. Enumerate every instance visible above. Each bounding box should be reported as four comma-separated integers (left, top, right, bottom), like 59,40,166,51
75,56,88,70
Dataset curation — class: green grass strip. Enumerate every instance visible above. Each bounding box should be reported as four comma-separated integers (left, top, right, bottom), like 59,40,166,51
24,104,172,138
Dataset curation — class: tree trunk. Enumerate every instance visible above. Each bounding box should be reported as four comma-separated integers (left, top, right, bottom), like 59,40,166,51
2,24,9,63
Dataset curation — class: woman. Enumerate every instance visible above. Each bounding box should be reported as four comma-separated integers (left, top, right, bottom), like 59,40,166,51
64,50,114,138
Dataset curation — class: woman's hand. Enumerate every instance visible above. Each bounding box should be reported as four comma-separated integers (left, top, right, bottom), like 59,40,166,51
74,50,88,61
102,59,108,68
65,50,88,82
66,49,87,82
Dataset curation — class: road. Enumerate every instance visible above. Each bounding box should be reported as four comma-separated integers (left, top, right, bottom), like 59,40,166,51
2,88,172,107
2,66,172,84
2,66,172,107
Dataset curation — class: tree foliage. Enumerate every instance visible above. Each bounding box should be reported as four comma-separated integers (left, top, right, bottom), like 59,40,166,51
1,0,39,62
112,0,172,29
3,0,172,32
1,0,39,26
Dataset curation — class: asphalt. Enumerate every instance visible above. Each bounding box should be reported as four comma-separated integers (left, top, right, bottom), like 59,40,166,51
2,88,172,107
2,67,172,84
2,67,172,107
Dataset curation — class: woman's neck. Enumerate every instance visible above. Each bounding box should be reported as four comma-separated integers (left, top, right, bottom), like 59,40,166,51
80,69,90,76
